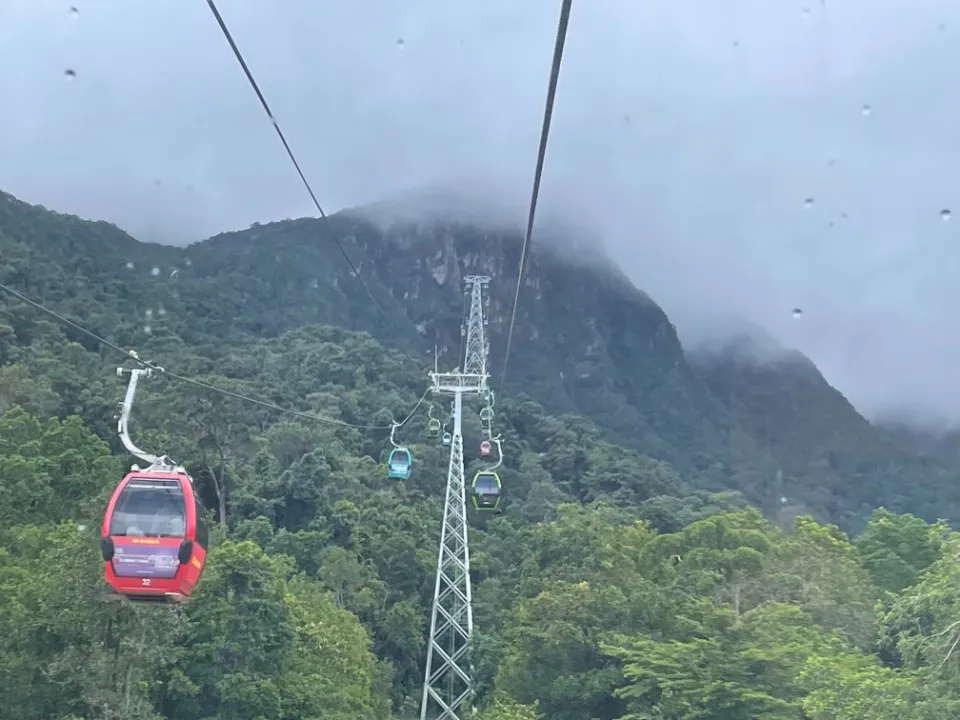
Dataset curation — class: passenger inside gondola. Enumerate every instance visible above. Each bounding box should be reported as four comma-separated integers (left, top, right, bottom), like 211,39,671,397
109,478,186,537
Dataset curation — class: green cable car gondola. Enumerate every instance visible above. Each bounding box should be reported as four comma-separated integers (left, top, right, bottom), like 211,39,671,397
471,471,501,511
387,448,412,479
427,418,441,438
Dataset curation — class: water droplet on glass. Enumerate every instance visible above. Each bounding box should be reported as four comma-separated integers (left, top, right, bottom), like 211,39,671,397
150,266,160,276
64,69,76,80
861,104,872,116
157,307,167,316
184,257,192,266
125,261,134,270
69,6,79,17
780,496,788,504
941,209,952,221
792,308,803,318
827,158,836,168
396,37,405,47
143,325,152,334
145,309,153,319
804,198,814,209
801,7,811,18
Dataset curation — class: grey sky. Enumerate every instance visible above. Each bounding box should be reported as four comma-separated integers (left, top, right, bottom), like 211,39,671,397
2,0,960,425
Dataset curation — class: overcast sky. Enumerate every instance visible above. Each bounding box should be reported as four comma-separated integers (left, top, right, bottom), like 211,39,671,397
2,0,960,425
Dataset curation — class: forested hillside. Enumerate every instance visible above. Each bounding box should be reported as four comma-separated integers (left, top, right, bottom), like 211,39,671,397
3,191,960,718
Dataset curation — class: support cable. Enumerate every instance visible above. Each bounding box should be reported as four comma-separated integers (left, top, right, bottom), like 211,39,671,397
204,0,393,326
499,0,574,397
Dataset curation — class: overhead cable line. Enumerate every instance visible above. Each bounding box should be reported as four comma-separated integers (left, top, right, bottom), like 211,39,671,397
0,280,428,431
203,0,392,327
499,0,573,398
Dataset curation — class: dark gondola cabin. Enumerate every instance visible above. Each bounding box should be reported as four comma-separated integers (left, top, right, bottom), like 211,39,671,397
471,471,501,511
100,470,208,603
442,432,452,447
387,448,412,479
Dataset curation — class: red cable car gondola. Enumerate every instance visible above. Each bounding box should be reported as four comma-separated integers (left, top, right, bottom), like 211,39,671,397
101,365,209,603
100,465,208,603
480,440,491,457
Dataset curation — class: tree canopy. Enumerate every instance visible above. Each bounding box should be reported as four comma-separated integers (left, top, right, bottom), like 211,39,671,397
3,193,960,717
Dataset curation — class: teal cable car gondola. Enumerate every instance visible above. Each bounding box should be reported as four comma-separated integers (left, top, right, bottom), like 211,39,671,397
387,448,412,479
471,471,501,511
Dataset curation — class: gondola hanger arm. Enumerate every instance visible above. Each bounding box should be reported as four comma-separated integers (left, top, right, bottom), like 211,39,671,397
487,435,504,472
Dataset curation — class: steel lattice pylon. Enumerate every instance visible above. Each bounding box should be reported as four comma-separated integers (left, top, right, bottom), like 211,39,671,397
420,276,491,720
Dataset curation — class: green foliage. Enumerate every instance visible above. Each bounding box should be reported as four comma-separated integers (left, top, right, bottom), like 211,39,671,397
2,191,960,717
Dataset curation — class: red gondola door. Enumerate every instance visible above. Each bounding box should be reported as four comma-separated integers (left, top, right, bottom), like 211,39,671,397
100,470,207,603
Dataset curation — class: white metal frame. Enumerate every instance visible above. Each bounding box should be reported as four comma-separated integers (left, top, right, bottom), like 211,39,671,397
420,276,491,720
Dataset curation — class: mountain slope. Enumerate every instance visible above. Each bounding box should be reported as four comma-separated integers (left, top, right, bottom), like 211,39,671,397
1,190,765,488
3,188,960,530
689,332,960,529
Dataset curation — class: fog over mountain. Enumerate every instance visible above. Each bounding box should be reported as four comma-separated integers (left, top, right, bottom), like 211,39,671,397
2,0,960,424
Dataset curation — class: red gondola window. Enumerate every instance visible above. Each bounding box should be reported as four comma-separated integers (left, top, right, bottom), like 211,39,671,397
109,478,186,538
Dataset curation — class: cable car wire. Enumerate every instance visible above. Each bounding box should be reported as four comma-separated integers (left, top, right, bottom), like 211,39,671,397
498,0,573,398
394,387,431,428
203,0,392,327
0,280,428,431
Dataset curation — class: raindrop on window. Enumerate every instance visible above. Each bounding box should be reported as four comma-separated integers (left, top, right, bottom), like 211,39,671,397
804,198,814,209
143,325,152,334
64,69,76,80
145,309,153,319
125,261,134,270
69,6,79,17
801,7,811,18
792,308,803,318
184,258,192,266
396,38,405,47
157,307,167,316
150,267,160,276
941,209,952,221
861,104,872,116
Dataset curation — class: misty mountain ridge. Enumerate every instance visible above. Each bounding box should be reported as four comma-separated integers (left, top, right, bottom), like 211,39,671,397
2,187,960,530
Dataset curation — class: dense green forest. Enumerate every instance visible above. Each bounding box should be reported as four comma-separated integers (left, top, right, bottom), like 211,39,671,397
3,191,960,718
